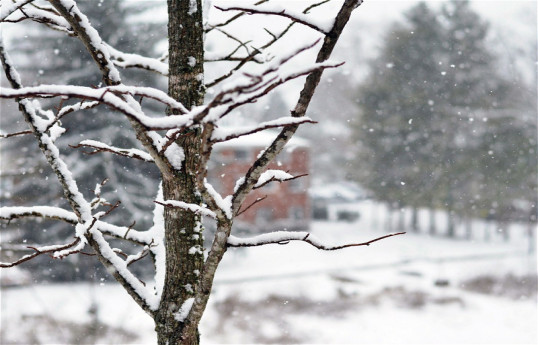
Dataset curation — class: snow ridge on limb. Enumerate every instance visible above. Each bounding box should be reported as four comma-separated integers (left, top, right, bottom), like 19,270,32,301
154,200,217,219
0,206,154,246
72,140,154,162
1,0,35,21
1,3,73,33
210,117,316,143
253,170,302,189
105,43,169,76
227,231,407,250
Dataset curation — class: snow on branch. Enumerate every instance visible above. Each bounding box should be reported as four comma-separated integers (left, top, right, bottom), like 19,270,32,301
1,0,35,22
0,206,153,245
71,140,154,162
198,41,342,125
2,3,73,33
0,84,187,114
210,117,316,143
0,84,193,130
0,205,78,223
154,200,217,219
106,43,169,76
215,2,334,34
253,170,307,189
0,237,82,268
205,0,269,32
227,231,406,250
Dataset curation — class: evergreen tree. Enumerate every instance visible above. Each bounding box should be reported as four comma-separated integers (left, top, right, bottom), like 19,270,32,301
351,0,533,236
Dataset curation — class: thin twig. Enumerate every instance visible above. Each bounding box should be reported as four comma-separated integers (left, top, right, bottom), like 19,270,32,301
236,195,268,217
0,130,33,138
0,237,81,268
228,232,407,250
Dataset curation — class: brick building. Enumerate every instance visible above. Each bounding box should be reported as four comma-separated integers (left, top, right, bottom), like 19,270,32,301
208,130,310,233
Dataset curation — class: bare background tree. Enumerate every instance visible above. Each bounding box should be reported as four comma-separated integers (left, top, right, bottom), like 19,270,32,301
0,0,404,344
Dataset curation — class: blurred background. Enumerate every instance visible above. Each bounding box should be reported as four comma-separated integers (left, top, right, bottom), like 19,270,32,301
1,0,536,343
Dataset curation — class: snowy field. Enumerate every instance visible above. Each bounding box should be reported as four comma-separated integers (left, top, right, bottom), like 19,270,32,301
1,201,536,344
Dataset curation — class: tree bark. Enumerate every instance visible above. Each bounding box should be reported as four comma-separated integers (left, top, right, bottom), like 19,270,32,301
155,1,205,344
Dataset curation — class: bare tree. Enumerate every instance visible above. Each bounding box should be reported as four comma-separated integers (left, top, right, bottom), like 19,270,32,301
0,0,403,343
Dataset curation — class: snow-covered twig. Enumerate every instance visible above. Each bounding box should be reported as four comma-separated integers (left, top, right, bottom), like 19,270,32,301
0,237,82,268
0,0,35,22
205,0,268,32
210,117,316,143
154,200,217,219
215,3,333,34
0,206,152,245
0,84,186,115
71,140,154,162
253,170,308,189
2,4,73,34
106,43,169,76
227,231,406,250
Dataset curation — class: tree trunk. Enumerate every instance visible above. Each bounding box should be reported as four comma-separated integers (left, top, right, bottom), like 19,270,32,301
155,1,205,344
410,207,419,233
464,216,472,240
429,208,436,235
446,209,455,238
397,207,405,231
385,205,393,232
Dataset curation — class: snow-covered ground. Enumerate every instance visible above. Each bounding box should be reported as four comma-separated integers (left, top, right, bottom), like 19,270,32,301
1,201,536,344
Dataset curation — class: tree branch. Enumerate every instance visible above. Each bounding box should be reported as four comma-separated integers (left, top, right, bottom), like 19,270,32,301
0,237,82,268
210,117,317,143
0,130,33,138
70,140,154,162
214,4,331,34
227,231,407,250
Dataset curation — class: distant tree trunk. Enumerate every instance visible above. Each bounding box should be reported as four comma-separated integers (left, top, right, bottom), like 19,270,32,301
385,204,393,232
464,216,472,240
446,209,455,238
397,207,405,231
155,1,205,344
528,221,536,254
429,208,436,235
498,221,510,242
484,221,491,242
410,207,419,232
